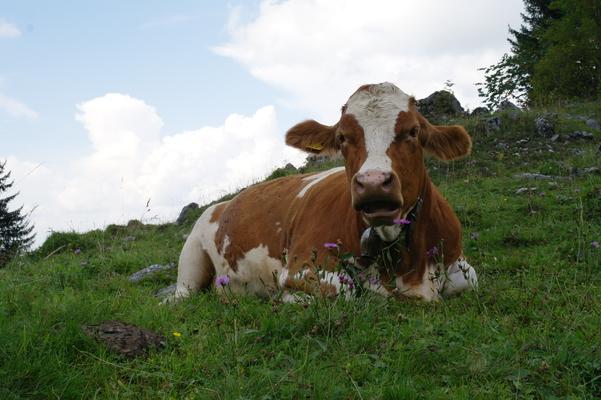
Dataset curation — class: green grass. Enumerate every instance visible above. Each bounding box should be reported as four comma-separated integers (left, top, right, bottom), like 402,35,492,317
1,102,600,399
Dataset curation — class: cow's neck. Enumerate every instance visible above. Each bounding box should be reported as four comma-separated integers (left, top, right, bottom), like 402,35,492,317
357,171,430,256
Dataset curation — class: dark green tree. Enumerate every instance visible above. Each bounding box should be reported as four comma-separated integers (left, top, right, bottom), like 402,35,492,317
477,0,562,107
531,0,601,101
0,160,35,267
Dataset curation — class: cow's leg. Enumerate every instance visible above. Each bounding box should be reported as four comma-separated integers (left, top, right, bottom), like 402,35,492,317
278,267,356,301
173,233,215,300
167,209,219,303
440,257,477,297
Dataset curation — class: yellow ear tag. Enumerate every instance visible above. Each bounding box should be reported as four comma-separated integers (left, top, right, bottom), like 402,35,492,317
306,143,324,152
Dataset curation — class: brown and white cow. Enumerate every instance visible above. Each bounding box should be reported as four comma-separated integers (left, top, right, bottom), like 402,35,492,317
173,82,477,302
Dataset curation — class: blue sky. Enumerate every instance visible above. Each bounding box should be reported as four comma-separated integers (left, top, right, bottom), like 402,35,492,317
2,0,280,162
1,0,524,245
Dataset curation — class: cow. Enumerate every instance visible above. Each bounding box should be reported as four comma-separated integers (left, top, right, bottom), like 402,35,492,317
173,82,477,302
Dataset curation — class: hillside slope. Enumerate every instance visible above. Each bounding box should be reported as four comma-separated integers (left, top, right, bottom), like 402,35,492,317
1,102,600,399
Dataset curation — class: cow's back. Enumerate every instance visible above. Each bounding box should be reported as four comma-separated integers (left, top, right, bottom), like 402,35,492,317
181,167,360,297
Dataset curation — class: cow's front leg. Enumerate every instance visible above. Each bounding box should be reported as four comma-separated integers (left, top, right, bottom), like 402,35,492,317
440,257,478,297
278,267,357,301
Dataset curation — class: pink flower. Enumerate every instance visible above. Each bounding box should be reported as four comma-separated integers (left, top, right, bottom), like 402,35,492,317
368,275,380,285
426,246,439,258
324,242,338,249
393,218,411,225
338,273,354,289
215,275,230,287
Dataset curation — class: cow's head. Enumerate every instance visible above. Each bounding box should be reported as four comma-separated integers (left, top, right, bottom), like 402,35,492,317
286,82,471,232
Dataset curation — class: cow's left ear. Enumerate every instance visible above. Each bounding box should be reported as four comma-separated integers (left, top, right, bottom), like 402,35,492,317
419,123,472,161
286,120,339,154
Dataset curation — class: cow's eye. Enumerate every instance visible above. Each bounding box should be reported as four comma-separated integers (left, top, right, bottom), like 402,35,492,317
409,126,419,137
337,134,346,145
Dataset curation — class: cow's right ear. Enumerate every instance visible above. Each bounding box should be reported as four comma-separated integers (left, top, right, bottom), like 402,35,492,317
285,120,339,154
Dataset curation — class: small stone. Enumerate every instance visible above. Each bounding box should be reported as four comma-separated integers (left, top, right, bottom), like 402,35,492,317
535,114,555,137
128,263,176,283
486,116,501,133
569,131,594,140
127,219,143,228
513,173,557,180
572,148,584,156
176,202,199,226
470,107,489,116
515,187,537,195
585,118,600,130
155,284,177,298
578,167,600,176
416,90,465,121
497,100,520,113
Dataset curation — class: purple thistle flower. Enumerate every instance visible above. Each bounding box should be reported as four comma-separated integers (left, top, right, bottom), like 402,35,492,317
393,218,411,225
324,242,338,249
592,241,600,249
426,246,439,258
74,248,81,255
215,275,230,287
368,275,380,286
338,273,354,289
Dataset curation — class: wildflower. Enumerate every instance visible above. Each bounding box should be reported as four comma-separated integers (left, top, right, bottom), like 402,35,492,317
426,246,439,258
368,275,380,286
172,331,182,337
338,273,354,289
74,248,81,255
215,275,230,287
592,241,600,249
324,242,338,249
393,218,411,225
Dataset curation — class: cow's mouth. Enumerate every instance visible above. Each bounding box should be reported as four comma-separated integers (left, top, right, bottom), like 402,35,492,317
356,200,402,225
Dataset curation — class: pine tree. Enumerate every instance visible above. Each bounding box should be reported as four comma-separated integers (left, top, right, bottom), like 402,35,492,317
0,160,35,267
477,0,562,107
531,0,601,101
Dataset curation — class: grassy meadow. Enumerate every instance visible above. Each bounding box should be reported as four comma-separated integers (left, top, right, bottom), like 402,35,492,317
1,102,600,399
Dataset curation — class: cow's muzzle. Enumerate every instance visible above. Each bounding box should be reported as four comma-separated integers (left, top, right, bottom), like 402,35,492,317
352,170,403,226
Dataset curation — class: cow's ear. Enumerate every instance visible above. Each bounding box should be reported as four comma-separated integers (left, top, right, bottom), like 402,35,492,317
286,120,339,154
419,123,472,161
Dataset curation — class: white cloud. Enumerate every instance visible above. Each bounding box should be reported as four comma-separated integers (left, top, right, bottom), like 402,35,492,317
3,94,305,246
0,94,38,119
0,19,21,38
215,0,524,117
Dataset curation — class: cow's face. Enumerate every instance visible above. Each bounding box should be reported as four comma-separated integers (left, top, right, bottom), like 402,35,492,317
286,82,471,229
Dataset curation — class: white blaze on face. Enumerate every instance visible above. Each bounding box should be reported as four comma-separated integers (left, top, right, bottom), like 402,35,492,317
345,82,410,173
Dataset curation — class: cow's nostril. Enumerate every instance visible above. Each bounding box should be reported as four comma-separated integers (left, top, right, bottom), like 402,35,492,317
382,173,393,188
